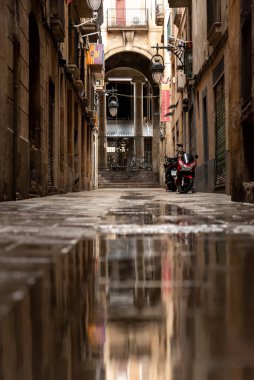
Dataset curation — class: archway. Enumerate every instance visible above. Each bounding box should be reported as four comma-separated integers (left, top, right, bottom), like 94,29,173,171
99,51,159,174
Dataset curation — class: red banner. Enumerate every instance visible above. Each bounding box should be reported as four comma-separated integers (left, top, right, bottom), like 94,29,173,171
160,81,171,122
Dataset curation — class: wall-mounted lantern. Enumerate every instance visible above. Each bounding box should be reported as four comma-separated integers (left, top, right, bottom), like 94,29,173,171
151,39,192,81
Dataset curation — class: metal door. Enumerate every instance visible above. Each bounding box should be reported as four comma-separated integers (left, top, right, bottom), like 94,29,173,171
48,80,55,188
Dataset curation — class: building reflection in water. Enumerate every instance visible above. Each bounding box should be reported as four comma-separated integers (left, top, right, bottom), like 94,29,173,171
90,232,254,380
98,236,174,380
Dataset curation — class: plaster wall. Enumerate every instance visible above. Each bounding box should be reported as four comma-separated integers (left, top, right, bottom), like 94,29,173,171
192,0,208,74
102,0,163,62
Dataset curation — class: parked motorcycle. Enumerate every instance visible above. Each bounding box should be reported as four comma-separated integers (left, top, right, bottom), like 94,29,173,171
164,156,178,191
164,144,198,193
175,144,198,193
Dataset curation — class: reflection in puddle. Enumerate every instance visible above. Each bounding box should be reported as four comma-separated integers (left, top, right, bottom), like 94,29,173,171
77,232,254,380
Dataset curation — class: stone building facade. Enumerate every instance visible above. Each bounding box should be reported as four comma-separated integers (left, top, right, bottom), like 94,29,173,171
167,0,229,194
167,0,254,203
0,0,103,201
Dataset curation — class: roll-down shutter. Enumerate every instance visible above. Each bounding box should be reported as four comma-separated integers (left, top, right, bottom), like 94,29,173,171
48,81,55,188
215,79,226,187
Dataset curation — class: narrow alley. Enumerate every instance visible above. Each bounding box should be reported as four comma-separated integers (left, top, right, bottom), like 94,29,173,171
1,188,254,379
0,0,254,379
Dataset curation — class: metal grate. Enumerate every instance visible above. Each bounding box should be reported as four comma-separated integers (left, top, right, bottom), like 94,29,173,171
215,79,226,187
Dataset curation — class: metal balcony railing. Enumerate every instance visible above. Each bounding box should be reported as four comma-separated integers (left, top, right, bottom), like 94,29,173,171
107,8,148,29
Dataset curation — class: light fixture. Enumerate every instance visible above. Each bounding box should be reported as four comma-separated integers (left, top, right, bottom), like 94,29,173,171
150,43,164,84
107,77,132,82
150,53,164,84
108,93,119,117
151,40,190,80
87,0,102,12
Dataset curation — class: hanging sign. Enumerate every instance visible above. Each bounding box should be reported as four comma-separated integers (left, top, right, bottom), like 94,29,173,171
86,44,104,65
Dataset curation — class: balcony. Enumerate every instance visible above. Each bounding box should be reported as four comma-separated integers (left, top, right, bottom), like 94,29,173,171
207,21,222,45
107,8,148,31
68,64,80,80
73,0,104,25
207,0,222,45
156,1,165,26
50,16,65,42
75,80,84,94
73,0,92,17
168,0,191,7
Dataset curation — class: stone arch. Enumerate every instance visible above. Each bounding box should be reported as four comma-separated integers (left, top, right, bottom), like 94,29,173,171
105,47,153,62
105,51,158,93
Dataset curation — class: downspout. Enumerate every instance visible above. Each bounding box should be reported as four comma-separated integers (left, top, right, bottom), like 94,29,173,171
13,1,20,200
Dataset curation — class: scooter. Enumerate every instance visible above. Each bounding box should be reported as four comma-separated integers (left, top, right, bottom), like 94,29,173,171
164,156,178,191
175,144,198,193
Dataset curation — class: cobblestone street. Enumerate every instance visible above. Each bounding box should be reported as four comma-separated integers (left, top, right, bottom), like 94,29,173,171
1,188,254,379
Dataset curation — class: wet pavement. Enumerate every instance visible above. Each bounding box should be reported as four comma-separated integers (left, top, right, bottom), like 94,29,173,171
0,189,254,380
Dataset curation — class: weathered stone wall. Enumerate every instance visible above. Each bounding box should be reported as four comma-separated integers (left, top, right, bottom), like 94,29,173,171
0,1,94,201
191,2,229,194
0,234,94,380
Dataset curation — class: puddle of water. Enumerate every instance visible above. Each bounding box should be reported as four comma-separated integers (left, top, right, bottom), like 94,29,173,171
3,200,254,379
73,231,254,380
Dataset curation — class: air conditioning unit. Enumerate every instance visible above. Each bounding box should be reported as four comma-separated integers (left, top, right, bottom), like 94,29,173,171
132,16,140,25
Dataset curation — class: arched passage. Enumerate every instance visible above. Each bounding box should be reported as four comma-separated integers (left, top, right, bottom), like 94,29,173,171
98,51,159,174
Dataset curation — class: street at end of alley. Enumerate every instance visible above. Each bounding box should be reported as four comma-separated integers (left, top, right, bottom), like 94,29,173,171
0,188,254,380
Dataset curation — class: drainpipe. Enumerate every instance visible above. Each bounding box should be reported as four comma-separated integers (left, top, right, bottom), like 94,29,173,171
13,2,20,200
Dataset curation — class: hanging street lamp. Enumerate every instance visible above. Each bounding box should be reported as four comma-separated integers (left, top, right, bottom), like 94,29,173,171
150,39,193,83
87,0,102,12
150,51,164,85
108,93,119,117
